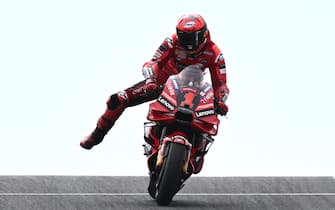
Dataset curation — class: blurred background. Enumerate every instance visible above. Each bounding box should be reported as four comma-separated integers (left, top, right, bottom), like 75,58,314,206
0,0,334,176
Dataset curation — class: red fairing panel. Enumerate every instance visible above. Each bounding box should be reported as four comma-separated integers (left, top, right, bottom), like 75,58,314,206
147,79,177,122
147,74,220,136
192,88,220,135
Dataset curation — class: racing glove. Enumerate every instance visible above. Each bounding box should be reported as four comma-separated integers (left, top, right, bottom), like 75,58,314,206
214,86,229,116
214,99,229,116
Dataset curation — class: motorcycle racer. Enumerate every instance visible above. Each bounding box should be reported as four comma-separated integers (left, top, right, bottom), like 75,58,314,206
80,13,230,150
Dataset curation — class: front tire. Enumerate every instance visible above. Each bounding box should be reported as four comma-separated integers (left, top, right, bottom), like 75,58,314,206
156,142,188,206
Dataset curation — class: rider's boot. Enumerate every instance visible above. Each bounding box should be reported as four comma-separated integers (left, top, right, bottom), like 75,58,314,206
81,79,160,150
80,92,127,150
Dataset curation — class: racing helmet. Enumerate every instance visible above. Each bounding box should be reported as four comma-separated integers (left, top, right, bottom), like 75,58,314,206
176,14,208,52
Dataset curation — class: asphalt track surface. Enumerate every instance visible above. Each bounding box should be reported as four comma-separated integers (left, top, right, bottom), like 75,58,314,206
1,176,335,210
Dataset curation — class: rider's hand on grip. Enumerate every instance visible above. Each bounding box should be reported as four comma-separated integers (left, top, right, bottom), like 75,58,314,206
144,78,158,93
215,99,228,116
214,85,229,116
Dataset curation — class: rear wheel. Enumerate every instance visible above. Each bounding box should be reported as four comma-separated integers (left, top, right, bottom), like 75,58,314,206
156,142,188,206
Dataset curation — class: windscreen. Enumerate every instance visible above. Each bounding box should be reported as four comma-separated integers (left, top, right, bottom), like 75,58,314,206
176,65,205,89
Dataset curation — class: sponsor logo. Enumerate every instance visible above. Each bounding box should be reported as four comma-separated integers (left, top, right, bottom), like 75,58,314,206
219,63,226,69
201,59,208,64
195,109,215,117
183,21,196,28
215,53,224,63
159,44,168,52
166,38,173,48
166,82,175,96
203,51,214,56
220,67,226,74
142,66,153,79
153,50,163,60
219,62,226,74
158,96,175,111
201,91,214,103
117,91,128,100
175,49,187,60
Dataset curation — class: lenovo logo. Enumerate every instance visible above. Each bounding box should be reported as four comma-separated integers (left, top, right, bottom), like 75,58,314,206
158,96,175,111
195,109,215,117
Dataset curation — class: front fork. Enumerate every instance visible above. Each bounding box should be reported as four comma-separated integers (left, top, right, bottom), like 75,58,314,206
143,122,215,198
143,122,215,174
143,123,192,173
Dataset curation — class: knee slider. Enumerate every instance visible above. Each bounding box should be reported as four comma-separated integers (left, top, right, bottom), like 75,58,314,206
107,91,128,110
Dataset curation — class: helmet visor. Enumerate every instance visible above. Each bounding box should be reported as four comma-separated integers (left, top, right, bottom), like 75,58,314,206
177,30,199,51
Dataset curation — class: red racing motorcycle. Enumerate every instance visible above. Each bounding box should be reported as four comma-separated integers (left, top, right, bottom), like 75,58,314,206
142,65,221,205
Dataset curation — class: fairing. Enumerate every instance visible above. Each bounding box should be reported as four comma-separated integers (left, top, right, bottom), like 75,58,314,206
147,68,219,135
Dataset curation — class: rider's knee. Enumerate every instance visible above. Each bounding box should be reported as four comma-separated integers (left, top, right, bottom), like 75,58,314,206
107,91,129,110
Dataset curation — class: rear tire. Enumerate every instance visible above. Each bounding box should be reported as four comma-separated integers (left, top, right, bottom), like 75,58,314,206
156,142,187,206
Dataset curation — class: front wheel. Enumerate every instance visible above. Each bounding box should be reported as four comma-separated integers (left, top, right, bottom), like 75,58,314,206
156,142,188,206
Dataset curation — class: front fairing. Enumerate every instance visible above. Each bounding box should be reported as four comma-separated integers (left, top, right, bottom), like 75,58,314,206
147,73,219,136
